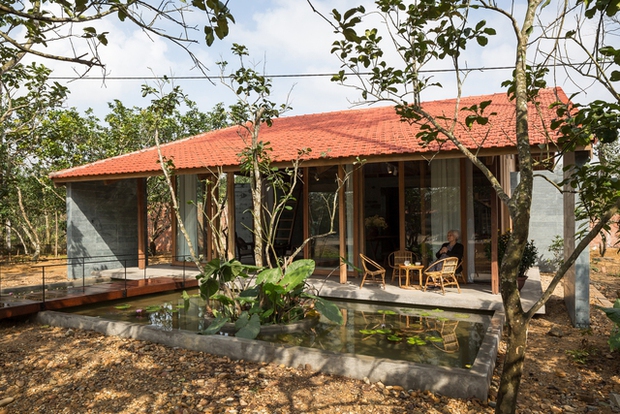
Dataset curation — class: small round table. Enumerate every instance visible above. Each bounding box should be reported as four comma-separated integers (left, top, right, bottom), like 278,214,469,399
398,264,424,289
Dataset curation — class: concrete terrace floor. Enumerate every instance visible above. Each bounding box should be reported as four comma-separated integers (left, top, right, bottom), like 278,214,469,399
99,264,545,315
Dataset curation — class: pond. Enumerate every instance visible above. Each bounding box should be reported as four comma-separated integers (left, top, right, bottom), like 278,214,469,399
64,289,491,369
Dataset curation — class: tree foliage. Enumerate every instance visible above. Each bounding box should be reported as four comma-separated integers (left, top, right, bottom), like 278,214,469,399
0,0,234,76
317,0,620,412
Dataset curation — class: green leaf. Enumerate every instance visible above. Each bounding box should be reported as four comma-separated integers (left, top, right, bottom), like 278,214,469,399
235,313,261,339
182,290,190,311
199,278,219,299
313,296,343,324
256,267,282,285
115,304,131,310
280,259,315,292
201,315,229,335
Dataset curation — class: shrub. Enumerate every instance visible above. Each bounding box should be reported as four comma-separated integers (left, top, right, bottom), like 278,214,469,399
485,230,538,278
598,299,620,352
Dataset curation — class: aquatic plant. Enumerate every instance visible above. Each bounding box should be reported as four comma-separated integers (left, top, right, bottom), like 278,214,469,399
196,258,343,339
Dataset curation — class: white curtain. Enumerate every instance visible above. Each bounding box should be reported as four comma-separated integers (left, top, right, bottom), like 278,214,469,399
430,159,461,255
176,174,198,261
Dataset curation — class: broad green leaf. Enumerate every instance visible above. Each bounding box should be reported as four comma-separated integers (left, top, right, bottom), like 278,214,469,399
201,315,229,335
280,259,315,292
313,296,344,324
199,278,219,299
256,267,282,285
235,314,261,339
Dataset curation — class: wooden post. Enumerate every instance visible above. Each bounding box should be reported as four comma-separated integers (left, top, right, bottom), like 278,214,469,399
227,172,236,261
399,161,406,251
339,165,347,284
459,159,468,283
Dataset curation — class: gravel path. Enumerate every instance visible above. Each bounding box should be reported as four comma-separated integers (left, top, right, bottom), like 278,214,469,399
1,262,619,413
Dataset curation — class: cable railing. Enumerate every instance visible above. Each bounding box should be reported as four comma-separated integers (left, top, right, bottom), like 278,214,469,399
0,254,196,312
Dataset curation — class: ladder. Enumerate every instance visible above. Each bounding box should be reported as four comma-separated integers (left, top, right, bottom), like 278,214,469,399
273,183,302,257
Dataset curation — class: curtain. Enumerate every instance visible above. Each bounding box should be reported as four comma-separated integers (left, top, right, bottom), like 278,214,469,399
430,159,461,254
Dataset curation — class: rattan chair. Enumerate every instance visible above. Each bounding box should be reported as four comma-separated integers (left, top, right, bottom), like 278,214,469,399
422,256,461,295
387,250,416,283
359,253,386,289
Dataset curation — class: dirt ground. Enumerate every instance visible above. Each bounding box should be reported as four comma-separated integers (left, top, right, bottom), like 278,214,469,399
0,253,619,413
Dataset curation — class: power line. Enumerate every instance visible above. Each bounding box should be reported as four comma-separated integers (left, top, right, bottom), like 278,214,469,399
48,66,518,81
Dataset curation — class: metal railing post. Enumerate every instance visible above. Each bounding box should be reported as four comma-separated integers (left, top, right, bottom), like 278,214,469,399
123,259,127,298
41,266,46,309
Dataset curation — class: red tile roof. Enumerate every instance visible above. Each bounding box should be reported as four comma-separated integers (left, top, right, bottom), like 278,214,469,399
50,87,567,183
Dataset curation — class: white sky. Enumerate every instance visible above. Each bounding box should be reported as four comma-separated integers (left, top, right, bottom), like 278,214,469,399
41,0,614,121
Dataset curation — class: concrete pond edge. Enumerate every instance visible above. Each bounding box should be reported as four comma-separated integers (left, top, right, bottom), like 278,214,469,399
33,308,504,401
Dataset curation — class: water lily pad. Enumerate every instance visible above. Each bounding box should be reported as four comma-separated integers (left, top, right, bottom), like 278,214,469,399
145,305,162,312
407,336,427,346
375,328,392,334
115,304,131,310
454,313,471,319
377,309,397,315
387,335,403,342
426,335,443,343
359,329,377,335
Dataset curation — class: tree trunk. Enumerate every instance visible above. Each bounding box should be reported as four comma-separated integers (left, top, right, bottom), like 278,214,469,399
496,309,529,414
252,154,264,267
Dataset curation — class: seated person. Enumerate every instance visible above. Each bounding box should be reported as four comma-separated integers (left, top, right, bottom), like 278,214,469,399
429,230,464,272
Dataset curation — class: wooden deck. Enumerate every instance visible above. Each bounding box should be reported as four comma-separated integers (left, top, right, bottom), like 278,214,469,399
0,276,198,319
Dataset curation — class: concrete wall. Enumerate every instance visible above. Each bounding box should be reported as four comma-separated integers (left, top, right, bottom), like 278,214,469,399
511,167,590,327
517,170,565,272
66,179,139,278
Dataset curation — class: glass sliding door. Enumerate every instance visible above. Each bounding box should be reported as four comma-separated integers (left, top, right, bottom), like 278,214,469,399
308,166,340,268
175,174,199,262
363,162,399,266
403,159,461,265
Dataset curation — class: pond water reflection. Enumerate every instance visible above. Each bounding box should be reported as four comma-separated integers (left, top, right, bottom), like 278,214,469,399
65,289,491,369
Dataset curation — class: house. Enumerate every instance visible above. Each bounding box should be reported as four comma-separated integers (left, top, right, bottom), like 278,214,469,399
49,87,590,326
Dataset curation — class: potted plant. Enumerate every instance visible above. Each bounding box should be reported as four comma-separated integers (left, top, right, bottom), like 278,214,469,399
485,230,538,290
365,215,388,238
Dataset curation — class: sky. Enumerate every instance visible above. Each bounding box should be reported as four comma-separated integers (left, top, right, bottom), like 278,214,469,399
40,0,614,122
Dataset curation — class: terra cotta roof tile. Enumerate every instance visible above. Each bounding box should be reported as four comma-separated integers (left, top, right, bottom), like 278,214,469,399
49,87,567,183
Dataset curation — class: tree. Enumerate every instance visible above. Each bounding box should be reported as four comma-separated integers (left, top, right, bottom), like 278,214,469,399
217,44,293,268
0,0,234,76
317,0,620,413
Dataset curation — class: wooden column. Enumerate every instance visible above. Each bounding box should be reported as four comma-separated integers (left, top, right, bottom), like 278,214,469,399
490,158,500,295
398,161,406,250
459,159,468,283
338,165,347,283
303,167,310,259
137,178,147,269
227,172,236,260
353,166,363,277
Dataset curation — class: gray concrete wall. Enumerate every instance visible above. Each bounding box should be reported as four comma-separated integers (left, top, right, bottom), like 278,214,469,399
66,179,139,278
563,151,591,328
512,166,590,327
519,170,565,272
